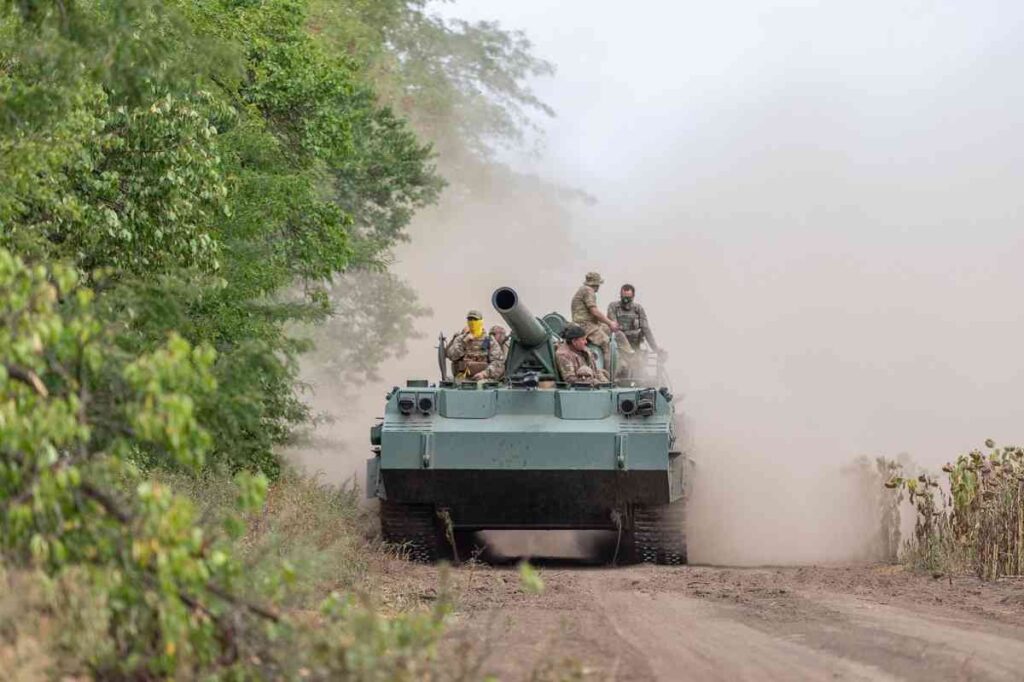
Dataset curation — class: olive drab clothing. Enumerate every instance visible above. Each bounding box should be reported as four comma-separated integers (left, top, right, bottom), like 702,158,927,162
570,284,633,371
555,342,609,385
477,334,510,380
607,300,658,351
447,331,509,380
445,331,489,378
570,284,599,332
570,284,609,345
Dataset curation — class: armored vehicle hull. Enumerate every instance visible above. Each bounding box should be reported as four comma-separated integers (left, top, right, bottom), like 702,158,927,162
368,288,688,564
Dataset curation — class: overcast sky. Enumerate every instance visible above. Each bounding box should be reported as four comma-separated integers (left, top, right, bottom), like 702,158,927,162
443,1,1024,203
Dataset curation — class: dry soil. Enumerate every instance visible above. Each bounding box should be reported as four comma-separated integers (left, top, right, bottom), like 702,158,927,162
397,558,1024,681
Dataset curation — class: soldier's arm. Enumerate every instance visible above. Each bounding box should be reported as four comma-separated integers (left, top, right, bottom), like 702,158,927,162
581,288,617,330
445,333,466,360
573,350,599,384
479,359,505,381
589,304,617,329
478,344,506,380
638,305,658,351
555,351,578,384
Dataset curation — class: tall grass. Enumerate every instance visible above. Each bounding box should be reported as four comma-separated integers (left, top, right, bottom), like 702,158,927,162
888,441,1024,579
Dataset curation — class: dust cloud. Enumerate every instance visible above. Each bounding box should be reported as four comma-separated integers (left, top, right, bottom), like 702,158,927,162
569,77,1024,563
290,1,1024,565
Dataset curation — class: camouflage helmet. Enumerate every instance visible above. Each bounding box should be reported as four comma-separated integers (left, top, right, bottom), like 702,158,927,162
584,271,604,287
562,323,586,340
466,309,483,320
489,324,506,335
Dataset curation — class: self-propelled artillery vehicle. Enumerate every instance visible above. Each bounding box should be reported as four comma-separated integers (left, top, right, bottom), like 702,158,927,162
366,287,687,564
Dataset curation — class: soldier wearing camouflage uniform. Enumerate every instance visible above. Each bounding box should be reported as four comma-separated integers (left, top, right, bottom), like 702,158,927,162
555,324,610,385
570,271,634,370
445,309,489,379
473,325,509,381
607,283,660,353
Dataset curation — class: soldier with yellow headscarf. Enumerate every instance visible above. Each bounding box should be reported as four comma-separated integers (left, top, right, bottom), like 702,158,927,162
445,309,490,379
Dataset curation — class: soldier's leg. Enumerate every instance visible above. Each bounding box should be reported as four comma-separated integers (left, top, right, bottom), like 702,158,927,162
587,328,611,368
612,330,637,377
599,340,612,369
613,330,634,359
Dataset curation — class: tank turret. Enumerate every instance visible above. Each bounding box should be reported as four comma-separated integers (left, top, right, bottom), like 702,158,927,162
491,286,561,382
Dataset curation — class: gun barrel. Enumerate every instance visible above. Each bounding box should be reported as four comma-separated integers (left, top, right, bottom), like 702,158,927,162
492,287,549,347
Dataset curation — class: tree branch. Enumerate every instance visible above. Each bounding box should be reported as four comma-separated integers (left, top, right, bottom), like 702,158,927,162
79,482,281,623
79,482,130,524
4,364,48,397
206,581,281,623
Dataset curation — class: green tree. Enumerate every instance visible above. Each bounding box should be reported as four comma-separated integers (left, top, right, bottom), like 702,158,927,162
310,0,556,163
2,0,444,475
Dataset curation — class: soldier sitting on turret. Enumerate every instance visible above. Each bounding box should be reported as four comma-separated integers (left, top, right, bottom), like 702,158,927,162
472,325,509,381
571,271,634,372
445,309,489,379
556,324,610,385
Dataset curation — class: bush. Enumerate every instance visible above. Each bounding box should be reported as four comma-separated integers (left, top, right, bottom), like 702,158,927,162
2,458,455,679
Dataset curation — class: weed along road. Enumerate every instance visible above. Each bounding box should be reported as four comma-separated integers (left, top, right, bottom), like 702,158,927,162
425,561,1024,681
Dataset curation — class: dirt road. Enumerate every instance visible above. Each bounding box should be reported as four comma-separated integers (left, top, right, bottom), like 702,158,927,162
412,560,1024,681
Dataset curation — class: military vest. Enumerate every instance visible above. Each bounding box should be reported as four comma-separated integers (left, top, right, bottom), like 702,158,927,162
450,333,489,377
608,301,645,345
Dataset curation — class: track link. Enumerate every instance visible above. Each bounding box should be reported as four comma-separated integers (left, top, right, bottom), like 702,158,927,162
632,501,687,565
380,501,443,562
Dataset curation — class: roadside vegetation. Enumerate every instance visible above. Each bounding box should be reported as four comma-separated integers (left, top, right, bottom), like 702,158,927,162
887,441,1024,580
0,0,559,678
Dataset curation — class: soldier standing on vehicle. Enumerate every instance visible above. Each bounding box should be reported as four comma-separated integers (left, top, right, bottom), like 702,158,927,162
607,283,661,354
472,325,509,381
556,324,610,385
446,309,489,379
571,271,633,370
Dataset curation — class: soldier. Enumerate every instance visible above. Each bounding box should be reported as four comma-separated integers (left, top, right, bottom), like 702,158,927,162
556,324,610,385
472,325,509,381
445,309,489,379
607,283,661,353
570,271,634,370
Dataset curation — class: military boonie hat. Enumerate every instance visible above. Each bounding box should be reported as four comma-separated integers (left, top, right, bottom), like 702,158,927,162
466,309,483,320
584,271,604,286
562,323,586,340
490,325,506,334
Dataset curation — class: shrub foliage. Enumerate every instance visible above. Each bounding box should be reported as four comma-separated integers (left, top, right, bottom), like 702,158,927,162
887,441,1024,579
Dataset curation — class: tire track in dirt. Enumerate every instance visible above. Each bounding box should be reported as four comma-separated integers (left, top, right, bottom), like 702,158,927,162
441,564,1024,680
596,589,894,681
